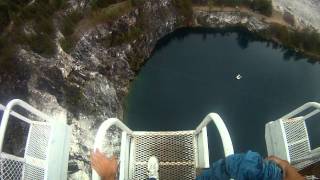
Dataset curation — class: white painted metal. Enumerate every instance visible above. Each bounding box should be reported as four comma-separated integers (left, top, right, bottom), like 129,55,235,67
195,113,234,157
0,99,71,180
197,127,210,168
280,102,320,120
92,118,133,180
265,102,320,172
93,118,133,151
93,113,234,180
265,120,290,161
119,131,128,180
0,99,54,151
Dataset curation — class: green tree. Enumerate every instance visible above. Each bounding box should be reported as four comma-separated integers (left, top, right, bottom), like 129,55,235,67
251,0,272,16
208,0,214,12
173,0,193,23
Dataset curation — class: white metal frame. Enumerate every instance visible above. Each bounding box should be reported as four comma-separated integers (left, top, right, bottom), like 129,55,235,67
0,99,71,180
0,99,54,151
92,113,234,180
195,113,234,157
93,118,133,180
265,102,320,166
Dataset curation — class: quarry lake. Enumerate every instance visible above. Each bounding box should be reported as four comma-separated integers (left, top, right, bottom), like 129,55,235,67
125,28,320,162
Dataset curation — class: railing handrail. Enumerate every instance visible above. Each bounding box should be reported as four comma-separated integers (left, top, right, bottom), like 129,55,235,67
280,102,320,120
93,118,133,151
92,118,133,180
0,99,54,152
195,113,234,157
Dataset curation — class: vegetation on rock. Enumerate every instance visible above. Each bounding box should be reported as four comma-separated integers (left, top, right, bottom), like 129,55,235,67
261,23,320,59
0,0,320,65
173,0,193,23
193,0,272,16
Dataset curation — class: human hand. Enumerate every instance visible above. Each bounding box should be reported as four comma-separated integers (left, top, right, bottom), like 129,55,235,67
91,149,118,180
268,156,305,180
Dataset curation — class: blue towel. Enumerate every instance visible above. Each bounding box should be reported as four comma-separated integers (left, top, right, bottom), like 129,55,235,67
196,151,283,180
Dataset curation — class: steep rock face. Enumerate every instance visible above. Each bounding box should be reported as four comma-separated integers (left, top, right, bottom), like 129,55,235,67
273,0,320,31
194,11,269,32
0,0,271,179
3,0,179,178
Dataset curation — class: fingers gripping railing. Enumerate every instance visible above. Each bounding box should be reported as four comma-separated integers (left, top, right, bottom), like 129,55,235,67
93,118,133,180
195,113,234,157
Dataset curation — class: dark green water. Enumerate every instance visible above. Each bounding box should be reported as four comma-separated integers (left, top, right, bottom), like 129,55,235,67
125,28,320,162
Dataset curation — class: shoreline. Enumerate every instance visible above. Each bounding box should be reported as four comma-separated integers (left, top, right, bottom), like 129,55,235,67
191,6,320,62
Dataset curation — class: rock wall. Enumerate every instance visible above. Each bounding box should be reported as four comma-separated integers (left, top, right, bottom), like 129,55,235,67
273,0,320,31
0,0,271,179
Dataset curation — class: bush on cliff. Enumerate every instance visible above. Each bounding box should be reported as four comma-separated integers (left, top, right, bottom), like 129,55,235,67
173,0,193,23
264,23,320,57
250,0,272,16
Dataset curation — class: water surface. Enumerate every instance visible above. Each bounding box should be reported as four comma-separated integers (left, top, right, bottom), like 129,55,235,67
125,28,320,162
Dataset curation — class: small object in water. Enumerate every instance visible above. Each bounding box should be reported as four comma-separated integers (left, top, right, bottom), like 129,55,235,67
236,74,242,80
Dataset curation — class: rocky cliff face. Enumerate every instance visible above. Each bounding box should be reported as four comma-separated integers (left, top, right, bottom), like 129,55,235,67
0,0,270,179
273,0,320,31
2,0,179,178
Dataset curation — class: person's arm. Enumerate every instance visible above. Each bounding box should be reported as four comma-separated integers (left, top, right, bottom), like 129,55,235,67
268,156,305,180
91,149,118,180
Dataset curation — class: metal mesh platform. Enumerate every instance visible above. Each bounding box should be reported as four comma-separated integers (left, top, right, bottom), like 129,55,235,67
0,122,50,180
0,153,24,180
93,114,234,180
266,102,320,179
130,131,197,180
0,99,71,180
283,118,320,170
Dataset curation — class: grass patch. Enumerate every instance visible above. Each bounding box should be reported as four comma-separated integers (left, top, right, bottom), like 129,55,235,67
0,0,69,62
60,10,83,53
111,26,142,46
90,1,132,23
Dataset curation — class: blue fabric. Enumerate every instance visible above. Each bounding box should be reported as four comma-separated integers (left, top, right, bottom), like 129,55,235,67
196,151,283,180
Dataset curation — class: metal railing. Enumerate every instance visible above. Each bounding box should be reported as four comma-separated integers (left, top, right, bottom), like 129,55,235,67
92,113,234,180
280,102,320,165
195,113,234,157
0,99,71,180
280,102,320,120
266,101,320,174
0,99,54,151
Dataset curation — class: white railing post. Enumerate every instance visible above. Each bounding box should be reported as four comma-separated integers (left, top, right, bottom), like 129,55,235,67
195,113,234,157
92,118,133,180
0,99,55,152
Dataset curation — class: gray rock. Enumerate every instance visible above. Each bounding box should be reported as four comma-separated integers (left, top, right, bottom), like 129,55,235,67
0,0,294,179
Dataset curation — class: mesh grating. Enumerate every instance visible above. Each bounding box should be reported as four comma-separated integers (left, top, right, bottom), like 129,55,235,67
133,164,196,180
25,123,51,160
0,153,23,180
283,118,308,144
282,118,320,170
23,164,45,180
131,131,197,179
288,140,310,161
